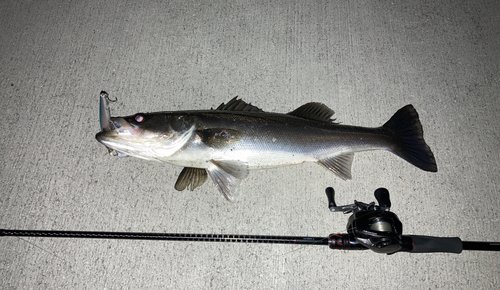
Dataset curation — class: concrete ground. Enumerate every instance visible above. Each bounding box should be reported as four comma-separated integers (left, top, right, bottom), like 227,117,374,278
1,1,499,289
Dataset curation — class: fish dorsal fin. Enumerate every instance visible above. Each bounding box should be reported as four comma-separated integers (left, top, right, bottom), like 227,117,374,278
215,97,264,112
287,102,337,123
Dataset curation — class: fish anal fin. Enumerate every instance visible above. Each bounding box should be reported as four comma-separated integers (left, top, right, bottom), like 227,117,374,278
287,102,338,123
196,128,242,149
216,97,264,112
207,160,249,201
174,167,208,191
318,152,354,180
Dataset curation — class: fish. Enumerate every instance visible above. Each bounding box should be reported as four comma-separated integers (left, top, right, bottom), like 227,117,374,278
95,96,437,201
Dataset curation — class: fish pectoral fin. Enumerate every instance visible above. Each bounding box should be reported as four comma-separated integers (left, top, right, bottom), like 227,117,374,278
318,153,354,180
287,102,339,123
174,167,208,191
207,160,249,202
196,128,243,149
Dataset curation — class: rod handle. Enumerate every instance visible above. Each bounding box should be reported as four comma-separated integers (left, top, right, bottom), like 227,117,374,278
403,235,463,254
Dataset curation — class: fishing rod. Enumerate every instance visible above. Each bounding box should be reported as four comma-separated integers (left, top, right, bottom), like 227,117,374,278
1,187,499,254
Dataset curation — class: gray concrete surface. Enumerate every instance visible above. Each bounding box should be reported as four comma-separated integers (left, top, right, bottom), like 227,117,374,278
1,1,499,289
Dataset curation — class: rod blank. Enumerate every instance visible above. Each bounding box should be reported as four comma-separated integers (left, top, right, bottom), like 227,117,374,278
0,229,328,246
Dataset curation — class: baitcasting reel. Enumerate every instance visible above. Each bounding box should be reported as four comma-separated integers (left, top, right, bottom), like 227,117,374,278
326,187,405,254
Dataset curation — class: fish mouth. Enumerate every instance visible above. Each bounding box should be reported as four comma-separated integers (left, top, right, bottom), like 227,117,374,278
95,130,124,157
96,118,133,157
97,117,134,140
95,130,116,145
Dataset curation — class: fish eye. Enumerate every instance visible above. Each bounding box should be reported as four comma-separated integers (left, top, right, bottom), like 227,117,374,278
135,114,145,122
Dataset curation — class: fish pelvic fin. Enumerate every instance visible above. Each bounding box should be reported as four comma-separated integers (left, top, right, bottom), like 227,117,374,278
174,167,208,191
207,160,249,202
318,152,354,180
383,105,438,172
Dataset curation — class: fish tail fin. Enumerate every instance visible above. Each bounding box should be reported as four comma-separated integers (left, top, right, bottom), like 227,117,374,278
383,105,438,172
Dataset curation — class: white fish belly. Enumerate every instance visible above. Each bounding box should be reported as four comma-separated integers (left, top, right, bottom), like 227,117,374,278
159,136,321,169
213,148,317,169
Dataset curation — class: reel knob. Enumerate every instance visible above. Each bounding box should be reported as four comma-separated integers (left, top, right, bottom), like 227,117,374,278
374,188,391,210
